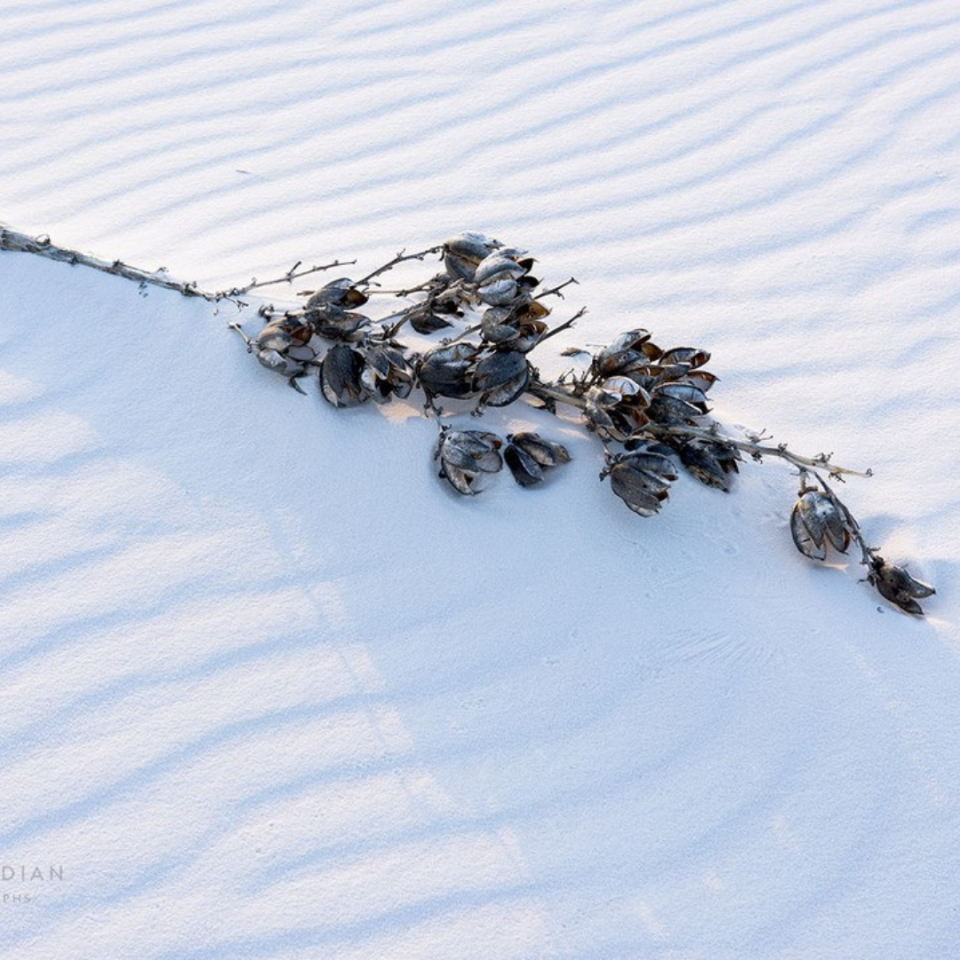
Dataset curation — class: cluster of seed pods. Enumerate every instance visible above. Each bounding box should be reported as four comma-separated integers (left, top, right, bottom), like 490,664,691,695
576,328,742,513
436,428,570,494
232,231,934,615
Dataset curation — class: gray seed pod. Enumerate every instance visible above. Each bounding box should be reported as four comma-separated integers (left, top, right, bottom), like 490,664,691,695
647,394,704,425
247,317,317,390
436,428,503,495
790,490,850,560
654,382,710,412
443,232,502,281
305,278,369,312
606,447,679,517
596,329,651,370
478,277,519,306
304,279,371,340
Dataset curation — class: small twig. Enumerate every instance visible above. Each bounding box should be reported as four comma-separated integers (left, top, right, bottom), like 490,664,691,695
534,306,586,345
225,258,356,297
537,277,579,299
356,246,442,287
524,378,586,411
440,323,482,346
228,322,254,352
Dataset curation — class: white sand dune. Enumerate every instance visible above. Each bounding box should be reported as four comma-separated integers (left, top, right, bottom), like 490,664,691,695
2,1,960,957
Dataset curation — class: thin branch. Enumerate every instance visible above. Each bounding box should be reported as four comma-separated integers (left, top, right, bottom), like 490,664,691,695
0,224,241,303
225,258,356,297
439,323,482,346
535,306,586,344
356,246,442,286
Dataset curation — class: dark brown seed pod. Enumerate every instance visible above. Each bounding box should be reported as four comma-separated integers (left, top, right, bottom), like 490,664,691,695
305,278,369,309
595,329,655,377
679,441,733,491
659,347,711,369
409,310,455,335
504,443,544,487
868,558,935,614
319,343,365,407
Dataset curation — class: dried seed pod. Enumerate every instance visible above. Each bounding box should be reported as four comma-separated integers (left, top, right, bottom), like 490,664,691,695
679,439,738,491
409,310,454,335
504,432,571,487
303,279,371,340
478,277,520,306
684,370,718,393
508,432,571,467
481,301,550,352
646,393,705,425
417,342,480,400
504,443,544,487
436,428,503,495
868,558,935,615
653,382,710,411
584,380,652,442
595,329,656,376
311,311,369,340
790,502,826,560
608,464,667,516
480,307,518,345
319,343,365,407
789,489,851,560
306,278,369,312
254,344,305,378
443,232,502,281
235,316,317,392
605,446,679,517
473,350,530,408
659,347,711,369
474,252,529,285
359,343,414,402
